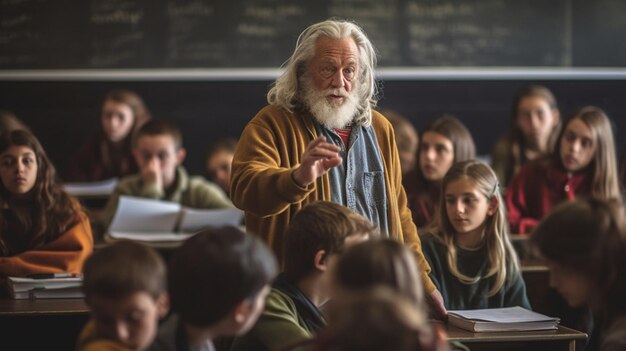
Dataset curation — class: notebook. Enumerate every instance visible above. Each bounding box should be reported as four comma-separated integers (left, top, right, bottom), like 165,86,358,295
7,275,84,300
447,306,560,332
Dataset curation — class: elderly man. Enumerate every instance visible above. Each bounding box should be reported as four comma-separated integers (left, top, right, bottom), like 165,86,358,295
231,19,445,316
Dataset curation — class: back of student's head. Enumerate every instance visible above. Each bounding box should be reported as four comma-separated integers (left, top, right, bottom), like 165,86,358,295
283,201,377,282
433,160,518,296
553,106,620,200
334,239,424,309
133,119,183,150
315,287,429,351
421,115,476,164
83,240,166,301
168,226,278,327
531,197,626,317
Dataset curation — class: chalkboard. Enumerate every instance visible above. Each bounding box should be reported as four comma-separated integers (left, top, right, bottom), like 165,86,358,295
1,0,625,69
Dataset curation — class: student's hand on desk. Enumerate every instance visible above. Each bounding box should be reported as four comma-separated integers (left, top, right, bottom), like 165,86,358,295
292,136,342,187
141,159,163,191
428,289,448,321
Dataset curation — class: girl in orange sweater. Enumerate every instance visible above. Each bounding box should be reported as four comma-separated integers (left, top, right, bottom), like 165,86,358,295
0,130,93,276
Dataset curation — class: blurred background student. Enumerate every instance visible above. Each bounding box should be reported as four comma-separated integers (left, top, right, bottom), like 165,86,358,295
70,89,151,182
381,109,419,181
506,106,621,234
405,115,476,230
206,137,238,197
531,198,626,351
308,288,449,351
491,85,561,187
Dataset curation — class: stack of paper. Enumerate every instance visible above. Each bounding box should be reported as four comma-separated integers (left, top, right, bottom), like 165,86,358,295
108,196,244,242
448,306,560,332
7,275,84,300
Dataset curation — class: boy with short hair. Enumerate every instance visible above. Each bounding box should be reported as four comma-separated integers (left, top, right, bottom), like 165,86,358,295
101,119,233,227
77,240,169,351
230,201,377,351
148,226,278,351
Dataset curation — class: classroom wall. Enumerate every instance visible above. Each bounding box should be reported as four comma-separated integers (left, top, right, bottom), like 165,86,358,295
1,78,625,180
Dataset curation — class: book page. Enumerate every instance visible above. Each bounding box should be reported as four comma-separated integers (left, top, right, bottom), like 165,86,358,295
178,207,244,233
109,196,182,235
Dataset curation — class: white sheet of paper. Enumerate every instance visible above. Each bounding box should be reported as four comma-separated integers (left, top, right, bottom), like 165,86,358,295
109,196,181,233
108,231,194,242
179,207,244,233
63,178,118,196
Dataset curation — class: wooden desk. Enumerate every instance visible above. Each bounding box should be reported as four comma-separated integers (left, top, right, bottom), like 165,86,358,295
0,298,90,349
446,324,587,351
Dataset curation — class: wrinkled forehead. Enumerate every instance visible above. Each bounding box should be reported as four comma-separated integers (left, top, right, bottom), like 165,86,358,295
311,36,360,65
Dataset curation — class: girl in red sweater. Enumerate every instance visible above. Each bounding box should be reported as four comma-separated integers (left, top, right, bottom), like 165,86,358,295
506,106,621,234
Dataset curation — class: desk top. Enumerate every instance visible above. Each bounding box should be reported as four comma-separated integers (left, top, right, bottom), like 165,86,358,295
0,298,89,316
445,324,587,343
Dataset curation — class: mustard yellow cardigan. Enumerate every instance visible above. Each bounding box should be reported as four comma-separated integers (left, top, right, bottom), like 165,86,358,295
231,105,435,293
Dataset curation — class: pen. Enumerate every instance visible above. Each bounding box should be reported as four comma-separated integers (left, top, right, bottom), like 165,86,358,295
26,273,79,279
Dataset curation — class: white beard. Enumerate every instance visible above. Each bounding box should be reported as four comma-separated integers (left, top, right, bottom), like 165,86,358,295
301,77,361,130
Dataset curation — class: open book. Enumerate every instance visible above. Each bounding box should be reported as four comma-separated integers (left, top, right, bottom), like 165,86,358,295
447,306,560,332
107,196,244,242
7,275,84,300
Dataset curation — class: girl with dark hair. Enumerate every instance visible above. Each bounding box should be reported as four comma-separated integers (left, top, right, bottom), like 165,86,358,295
531,198,626,351
70,89,151,181
405,116,476,230
0,129,93,276
491,85,561,187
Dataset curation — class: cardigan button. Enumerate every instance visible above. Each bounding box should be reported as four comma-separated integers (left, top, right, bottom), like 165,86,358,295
564,184,570,192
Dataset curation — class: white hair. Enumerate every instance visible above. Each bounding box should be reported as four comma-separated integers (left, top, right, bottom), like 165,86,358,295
267,19,378,126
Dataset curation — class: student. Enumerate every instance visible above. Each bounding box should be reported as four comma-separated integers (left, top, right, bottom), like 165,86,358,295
149,226,278,351
101,119,233,228
331,239,450,351
421,160,530,310
77,240,169,351
506,106,621,234
491,85,561,187
531,198,626,351
309,288,447,351
381,110,419,179
70,89,151,182
205,138,237,196
405,116,476,230
230,201,376,351
0,130,92,276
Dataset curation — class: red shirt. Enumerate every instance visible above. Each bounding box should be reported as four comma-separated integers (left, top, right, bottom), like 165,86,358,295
506,159,592,234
